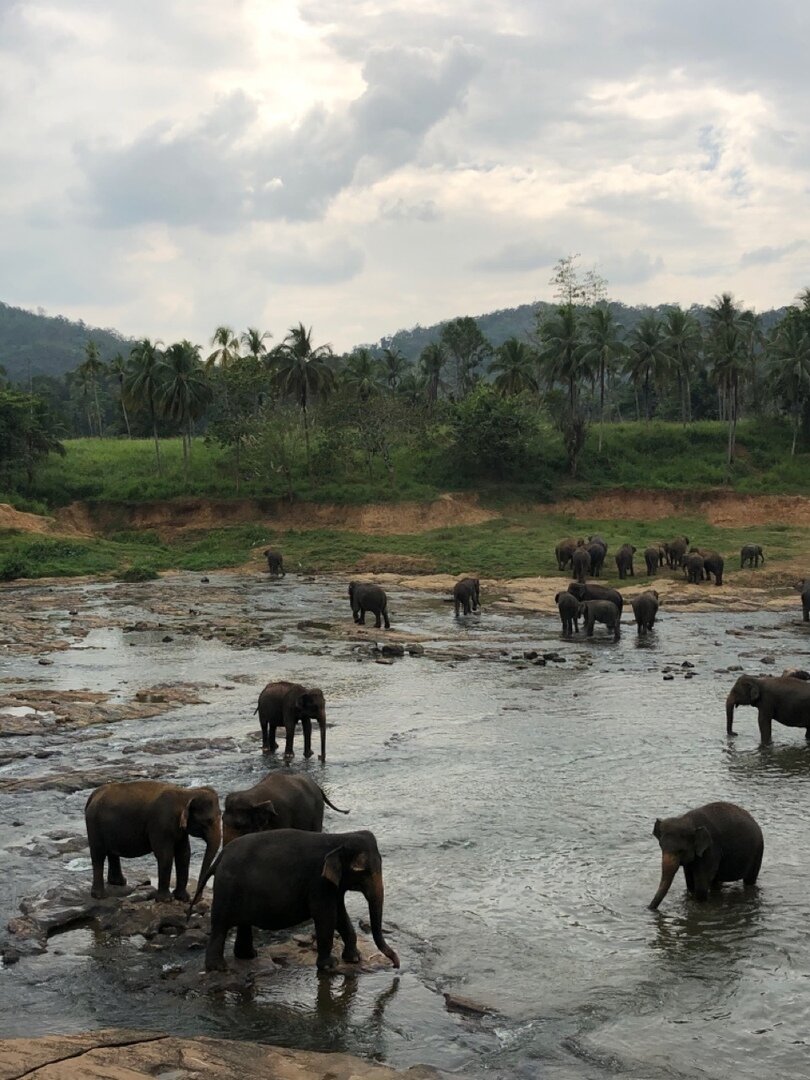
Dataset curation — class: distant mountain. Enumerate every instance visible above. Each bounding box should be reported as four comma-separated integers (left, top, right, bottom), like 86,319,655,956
0,301,133,382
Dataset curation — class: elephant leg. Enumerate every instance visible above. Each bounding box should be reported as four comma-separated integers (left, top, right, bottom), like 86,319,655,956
336,897,360,963
804,606,809,623
106,853,126,887
454,601,460,616
586,618,594,637
154,846,174,901
269,723,279,753
234,923,257,960
683,864,695,895
283,723,296,760
691,868,711,901
90,846,107,899
302,717,314,758
358,609,367,625
383,609,391,629
374,610,382,628
314,907,338,971
173,837,191,901
205,920,229,972
744,848,763,886
757,710,773,744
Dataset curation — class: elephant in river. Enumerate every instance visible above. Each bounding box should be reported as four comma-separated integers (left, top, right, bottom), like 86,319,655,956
85,780,221,901
191,828,400,974
615,544,637,579
578,599,621,641
644,546,664,575
796,580,810,621
572,546,591,583
725,673,810,743
690,547,724,585
740,544,764,569
453,577,480,615
567,581,624,617
257,680,327,761
264,549,285,576
222,774,349,845
555,591,580,637
554,537,581,571
648,802,763,909
683,552,705,584
349,581,391,628
631,589,659,634
586,541,607,577
664,536,689,569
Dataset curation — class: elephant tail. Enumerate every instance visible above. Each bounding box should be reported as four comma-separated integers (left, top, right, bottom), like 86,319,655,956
317,784,350,815
186,850,223,921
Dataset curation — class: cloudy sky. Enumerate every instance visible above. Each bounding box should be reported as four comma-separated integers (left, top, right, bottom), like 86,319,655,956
1,0,808,352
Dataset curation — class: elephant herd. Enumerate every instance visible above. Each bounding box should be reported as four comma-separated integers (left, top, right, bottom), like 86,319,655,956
556,533,738,586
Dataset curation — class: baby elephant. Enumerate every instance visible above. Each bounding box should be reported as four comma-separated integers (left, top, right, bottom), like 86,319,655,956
740,543,764,569
349,581,391,629
555,591,580,637
453,577,481,615
644,546,664,575
264,549,285,576
800,579,810,622
222,773,348,845
649,801,763,909
578,599,620,641
256,680,327,761
631,589,659,635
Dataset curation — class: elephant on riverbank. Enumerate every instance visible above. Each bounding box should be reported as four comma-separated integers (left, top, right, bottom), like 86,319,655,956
257,681,327,761
264,550,285,576
648,802,763,909
555,538,580,572
726,673,810,743
191,829,400,973
690,548,724,585
555,591,580,637
349,581,391,629
567,581,624,617
615,544,637,579
664,536,689,569
578,599,621,641
572,546,591,583
453,577,481,615
222,774,348,845
587,541,607,576
796,580,810,621
684,552,705,584
631,589,659,635
740,544,764,569
85,780,221,901
644,546,664,575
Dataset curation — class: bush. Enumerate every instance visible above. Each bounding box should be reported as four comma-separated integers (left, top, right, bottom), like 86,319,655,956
117,563,160,582
0,555,31,581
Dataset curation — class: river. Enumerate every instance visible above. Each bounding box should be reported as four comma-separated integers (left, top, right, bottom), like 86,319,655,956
2,572,810,1078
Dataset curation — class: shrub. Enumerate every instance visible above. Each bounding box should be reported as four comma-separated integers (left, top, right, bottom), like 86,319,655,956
117,563,160,582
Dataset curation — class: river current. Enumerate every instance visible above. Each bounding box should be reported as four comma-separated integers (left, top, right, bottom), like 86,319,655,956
2,573,810,1078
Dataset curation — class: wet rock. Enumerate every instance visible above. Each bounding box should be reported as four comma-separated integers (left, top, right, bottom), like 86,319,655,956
407,643,425,657
523,650,538,660
374,658,395,666
297,620,334,633
37,658,53,666
760,655,776,665
443,992,500,1017
681,661,695,668
161,635,174,643
200,576,209,582
663,674,675,681
0,762,167,794
380,644,405,658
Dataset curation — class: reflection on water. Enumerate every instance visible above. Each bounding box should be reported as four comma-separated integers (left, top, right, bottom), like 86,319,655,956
2,574,810,1078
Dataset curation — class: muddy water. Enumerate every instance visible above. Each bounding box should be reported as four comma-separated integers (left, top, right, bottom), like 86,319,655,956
2,574,810,1078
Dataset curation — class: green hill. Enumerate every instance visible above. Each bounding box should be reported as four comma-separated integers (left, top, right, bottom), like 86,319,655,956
0,301,133,381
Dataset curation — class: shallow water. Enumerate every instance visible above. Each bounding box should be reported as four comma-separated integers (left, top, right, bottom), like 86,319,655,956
3,574,810,1077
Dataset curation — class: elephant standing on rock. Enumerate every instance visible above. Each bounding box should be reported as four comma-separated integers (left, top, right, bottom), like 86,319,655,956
684,552,705,584
740,544,765,568
85,780,221,901
631,589,659,634
555,591,580,637
257,681,327,761
222,774,348,845
264,550,285,576
725,673,810,743
555,538,580,572
615,544,637,579
664,536,689,569
572,546,591,583
648,802,763,909
453,577,480,615
567,581,624,617
349,581,391,629
191,829,400,974
587,541,607,577
578,600,621,641
644,546,664,575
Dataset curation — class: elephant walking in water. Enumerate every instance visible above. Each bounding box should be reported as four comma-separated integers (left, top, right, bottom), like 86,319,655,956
349,581,391,628
256,680,328,761
725,673,810,743
264,549,285,576
222,774,348,845
453,577,480,615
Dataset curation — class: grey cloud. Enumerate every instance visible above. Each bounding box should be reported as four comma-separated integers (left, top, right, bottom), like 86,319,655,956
472,241,561,273
597,250,664,286
740,241,807,268
378,198,441,222
246,240,365,286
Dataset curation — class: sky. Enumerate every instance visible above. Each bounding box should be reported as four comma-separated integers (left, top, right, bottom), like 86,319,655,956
0,0,808,353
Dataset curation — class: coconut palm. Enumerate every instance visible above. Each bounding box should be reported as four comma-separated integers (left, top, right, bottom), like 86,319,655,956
624,316,667,422
77,340,105,436
706,293,746,465
663,308,702,424
160,340,212,480
241,327,272,362
126,338,165,473
343,348,383,401
206,326,241,370
381,346,408,391
488,338,538,397
418,342,448,405
582,306,625,448
766,316,810,456
108,353,132,438
537,305,588,412
272,323,334,474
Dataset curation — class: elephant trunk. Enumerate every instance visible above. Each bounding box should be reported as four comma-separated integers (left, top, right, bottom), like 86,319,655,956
366,874,400,968
198,819,222,885
726,694,737,735
649,851,680,910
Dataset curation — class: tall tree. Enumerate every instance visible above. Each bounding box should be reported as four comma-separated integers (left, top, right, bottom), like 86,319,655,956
126,338,165,473
538,305,589,476
343,347,383,401
582,305,625,449
625,315,667,422
241,327,272,362
160,340,212,481
108,352,132,437
706,293,746,467
663,308,702,424
381,346,408,391
418,342,448,406
488,337,538,396
439,317,491,398
766,313,810,456
77,339,105,437
272,324,334,475
207,326,241,370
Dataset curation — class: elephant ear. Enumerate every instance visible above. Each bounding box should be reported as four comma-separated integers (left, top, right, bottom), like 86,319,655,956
322,847,344,886
653,818,662,839
349,851,369,873
252,799,277,826
694,826,711,858
179,799,192,831
748,679,761,703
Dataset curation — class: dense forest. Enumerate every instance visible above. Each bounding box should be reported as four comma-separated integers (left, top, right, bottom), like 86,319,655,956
2,258,810,504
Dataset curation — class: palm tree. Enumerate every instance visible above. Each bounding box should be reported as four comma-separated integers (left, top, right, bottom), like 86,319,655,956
108,353,132,438
706,293,746,466
206,326,241,370
160,340,212,480
538,305,587,413
272,323,334,474
418,342,448,405
343,348,383,401
767,316,810,456
624,316,667,422
582,305,625,449
126,338,165,473
381,346,408,391
663,308,702,424
488,338,538,396
396,370,422,407
77,340,105,436
241,327,272,362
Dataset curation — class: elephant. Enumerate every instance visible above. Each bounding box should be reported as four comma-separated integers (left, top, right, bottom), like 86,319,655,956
567,581,624,617
690,548,724,585
664,536,690,569
648,801,763,910
222,774,348,845
190,828,400,974
554,537,580,571
571,546,591,583
577,599,621,641
555,591,580,637
453,577,481,615
85,780,221,902
740,543,765,569
349,581,391,629
615,544,637,580
588,534,608,552
725,673,810,743
586,541,607,577
643,546,664,575
256,680,327,761
631,589,659,634
683,552,705,584
799,580,810,621
264,549,285,576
